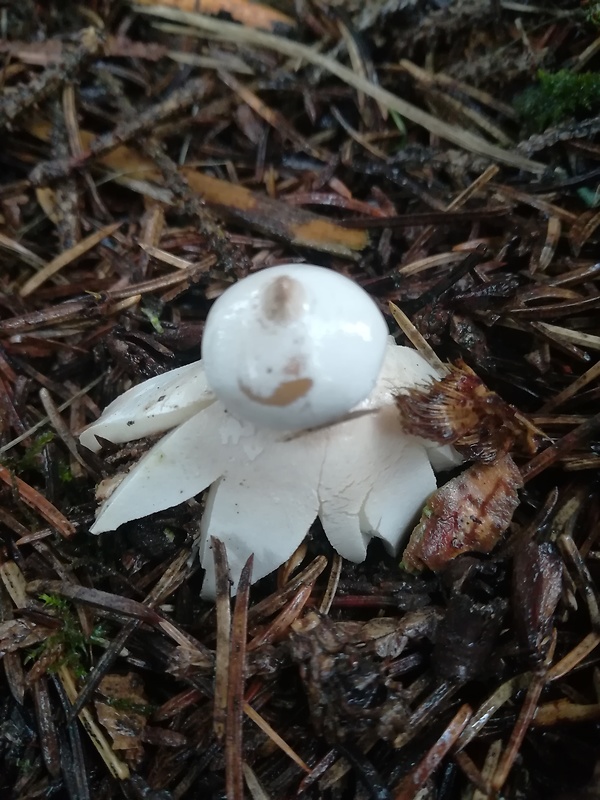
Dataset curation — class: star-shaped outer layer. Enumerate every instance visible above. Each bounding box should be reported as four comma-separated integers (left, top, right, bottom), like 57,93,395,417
79,340,460,598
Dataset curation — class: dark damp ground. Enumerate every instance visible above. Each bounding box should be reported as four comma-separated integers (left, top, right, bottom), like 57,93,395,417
0,1,599,798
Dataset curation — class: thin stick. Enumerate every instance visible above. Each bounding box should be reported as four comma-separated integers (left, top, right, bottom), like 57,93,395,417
520,411,600,482
213,538,232,743
319,553,342,615
135,5,546,173
392,704,472,800
0,465,75,538
547,632,600,681
491,672,546,792
243,703,310,772
20,222,122,297
225,557,252,800
388,301,448,375
0,376,103,455
57,664,130,780
540,360,600,413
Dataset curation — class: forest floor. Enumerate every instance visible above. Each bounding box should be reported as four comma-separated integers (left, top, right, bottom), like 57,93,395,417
0,1,599,798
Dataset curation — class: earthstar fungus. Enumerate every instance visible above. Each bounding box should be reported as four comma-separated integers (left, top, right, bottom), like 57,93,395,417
80,264,459,598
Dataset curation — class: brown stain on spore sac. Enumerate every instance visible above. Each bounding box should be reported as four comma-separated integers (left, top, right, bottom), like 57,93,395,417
402,455,523,572
261,275,305,324
245,275,312,405
239,377,313,407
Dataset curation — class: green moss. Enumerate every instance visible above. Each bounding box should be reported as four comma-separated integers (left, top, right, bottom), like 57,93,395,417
514,70,600,131
141,305,164,334
58,461,74,483
103,696,155,716
27,594,106,678
578,186,600,208
586,1,600,26
15,431,54,470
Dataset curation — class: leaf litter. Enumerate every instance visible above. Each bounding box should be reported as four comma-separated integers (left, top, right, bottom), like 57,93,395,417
0,0,600,798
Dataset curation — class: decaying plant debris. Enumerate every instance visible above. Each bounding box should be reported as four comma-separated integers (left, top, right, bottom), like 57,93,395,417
1,1,600,798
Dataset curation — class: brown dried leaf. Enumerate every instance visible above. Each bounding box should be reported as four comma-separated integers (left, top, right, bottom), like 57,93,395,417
402,455,523,572
0,618,54,655
289,611,415,741
513,541,563,665
95,673,149,765
0,465,75,538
